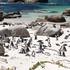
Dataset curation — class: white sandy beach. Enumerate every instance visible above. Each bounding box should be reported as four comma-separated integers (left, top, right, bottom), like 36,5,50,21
0,12,70,70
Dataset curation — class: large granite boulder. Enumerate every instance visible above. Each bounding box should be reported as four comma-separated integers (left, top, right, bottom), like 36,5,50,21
0,29,11,37
11,27,30,37
4,11,21,18
0,26,30,37
45,15,66,22
36,24,63,37
63,9,70,16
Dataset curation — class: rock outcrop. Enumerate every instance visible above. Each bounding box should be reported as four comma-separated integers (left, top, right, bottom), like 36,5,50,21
36,24,63,37
63,9,70,16
0,26,30,37
4,11,21,18
45,15,66,22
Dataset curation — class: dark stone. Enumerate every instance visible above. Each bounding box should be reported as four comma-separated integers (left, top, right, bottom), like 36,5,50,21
45,15,66,22
4,11,21,18
3,22,11,26
3,22,8,25
63,9,70,16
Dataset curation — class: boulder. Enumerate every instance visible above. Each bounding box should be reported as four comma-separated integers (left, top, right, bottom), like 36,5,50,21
63,9,70,16
11,27,30,37
36,24,63,37
4,11,21,18
0,29,11,37
0,26,30,37
45,15,66,22
3,22,11,26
